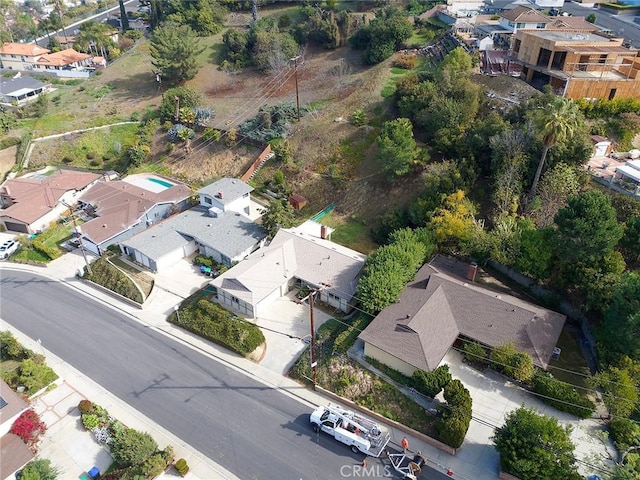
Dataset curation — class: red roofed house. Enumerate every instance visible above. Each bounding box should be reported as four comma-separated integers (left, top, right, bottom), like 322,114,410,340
33,48,92,72
0,380,34,480
0,168,102,234
0,43,50,71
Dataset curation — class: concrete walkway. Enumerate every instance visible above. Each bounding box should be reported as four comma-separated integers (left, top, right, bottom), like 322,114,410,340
2,252,508,480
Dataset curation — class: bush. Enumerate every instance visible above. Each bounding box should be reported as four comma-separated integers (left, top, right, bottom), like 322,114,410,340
14,358,58,394
490,342,535,382
351,109,367,127
532,372,594,418
201,127,221,142
393,54,417,70
110,428,158,468
84,256,143,303
175,458,189,477
10,409,47,450
411,365,452,398
170,300,264,356
82,414,100,430
463,342,487,365
437,379,472,449
0,330,30,361
333,314,374,354
141,454,167,478
609,417,640,451
78,399,96,415
19,459,59,480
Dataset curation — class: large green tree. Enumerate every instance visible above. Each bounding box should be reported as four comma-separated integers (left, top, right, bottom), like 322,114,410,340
620,216,640,265
150,23,204,85
554,190,624,266
528,96,581,201
349,7,412,64
493,406,581,480
598,272,640,362
110,428,158,468
376,118,422,179
260,198,295,239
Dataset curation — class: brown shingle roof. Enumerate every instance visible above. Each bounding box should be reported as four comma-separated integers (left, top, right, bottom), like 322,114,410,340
0,380,28,427
500,6,549,24
547,17,599,32
35,48,91,67
0,42,49,56
78,178,191,244
0,169,101,224
0,433,34,479
359,255,566,372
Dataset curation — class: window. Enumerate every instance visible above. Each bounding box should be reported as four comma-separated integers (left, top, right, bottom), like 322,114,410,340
598,54,607,64
537,48,552,68
516,23,525,29
578,55,589,72
204,196,212,205
513,39,521,54
508,21,515,28
551,51,566,70
536,23,546,29
609,88,617,100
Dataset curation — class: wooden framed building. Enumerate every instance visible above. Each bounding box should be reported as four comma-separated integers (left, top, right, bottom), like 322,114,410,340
511,30,640,100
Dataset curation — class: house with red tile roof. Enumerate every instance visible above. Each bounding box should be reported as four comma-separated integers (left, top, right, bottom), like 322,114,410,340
359,255,566,376
0,380,33,480
33,48,92,71
0,169,101,234
0,43,50,71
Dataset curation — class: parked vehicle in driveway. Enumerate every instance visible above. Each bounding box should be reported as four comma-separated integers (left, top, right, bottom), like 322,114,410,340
0,239,19,259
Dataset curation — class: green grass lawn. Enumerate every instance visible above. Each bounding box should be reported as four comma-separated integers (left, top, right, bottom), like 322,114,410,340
548,328,591,390
319,211,377,254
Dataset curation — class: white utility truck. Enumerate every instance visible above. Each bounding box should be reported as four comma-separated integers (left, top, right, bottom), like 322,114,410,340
309,404,391,456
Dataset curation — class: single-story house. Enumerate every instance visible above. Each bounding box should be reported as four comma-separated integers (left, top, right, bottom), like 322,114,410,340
0,75,51,105
0,42,50,71
120,205,267,272
359,255,566,376
0,380,33,479
118,177,265,271
211,222,366,318
77,174,191,256
613,158,640,195
0,169,102,234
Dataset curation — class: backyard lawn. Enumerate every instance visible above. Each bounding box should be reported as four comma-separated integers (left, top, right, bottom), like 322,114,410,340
318,211,377,254
548,328,592,390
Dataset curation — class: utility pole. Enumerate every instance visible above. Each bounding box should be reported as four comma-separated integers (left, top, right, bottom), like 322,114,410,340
62,201,92,275
290,55,301,121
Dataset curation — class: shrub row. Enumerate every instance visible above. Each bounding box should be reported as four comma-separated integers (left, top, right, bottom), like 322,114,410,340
333,314,374,354
437,379,473,449
490,342,534,382
532,372,594,418
0,136,20,150
577,97,640,119
170,299,264,356
411,365,452,398
32,229,61,260
84,256,143,303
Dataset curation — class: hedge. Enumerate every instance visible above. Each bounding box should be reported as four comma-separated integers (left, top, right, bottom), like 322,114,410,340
170,299,264,356
333,314,374,354
411,365,452,398
532,372,594,419
84,256,143,303
437,379,472,449
0,137,20,150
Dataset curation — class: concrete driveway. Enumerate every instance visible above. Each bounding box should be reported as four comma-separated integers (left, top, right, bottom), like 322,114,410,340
442,350,616,478
253,292,332,375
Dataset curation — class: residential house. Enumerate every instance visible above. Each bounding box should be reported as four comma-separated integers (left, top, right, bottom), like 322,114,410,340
211,223,366,318
498,6,551,34
359,255,566,376
0,75,51,105
77,174,191,256
0,169,101,234
33,48,92,72
0,43,50,71
511,29,640,100
120,178,267,272
0,380,33,480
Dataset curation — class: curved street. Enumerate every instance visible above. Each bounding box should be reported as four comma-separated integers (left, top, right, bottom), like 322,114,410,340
0,270,451,480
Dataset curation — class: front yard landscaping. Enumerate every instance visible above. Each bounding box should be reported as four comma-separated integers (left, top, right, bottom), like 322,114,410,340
170,288,265,358
83,254,145,304
0,331,58,396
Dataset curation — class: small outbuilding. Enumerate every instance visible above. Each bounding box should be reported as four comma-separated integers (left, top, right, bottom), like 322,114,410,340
591,135,613,158
288,194,307,210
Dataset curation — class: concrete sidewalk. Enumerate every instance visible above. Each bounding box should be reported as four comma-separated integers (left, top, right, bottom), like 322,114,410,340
1,253,502,480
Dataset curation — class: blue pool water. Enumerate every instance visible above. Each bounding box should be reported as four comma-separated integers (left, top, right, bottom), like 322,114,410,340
148,177,173,189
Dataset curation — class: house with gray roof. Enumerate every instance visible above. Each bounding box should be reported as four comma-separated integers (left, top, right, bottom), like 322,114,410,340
0,75,50,105
359,255,566,376
211,222,366,318
119,178,266,271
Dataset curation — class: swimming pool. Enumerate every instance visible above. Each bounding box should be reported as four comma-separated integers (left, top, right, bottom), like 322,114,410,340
148,177,174,189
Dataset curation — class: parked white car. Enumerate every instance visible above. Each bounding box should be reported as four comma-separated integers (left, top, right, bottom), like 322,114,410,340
0,239,19,259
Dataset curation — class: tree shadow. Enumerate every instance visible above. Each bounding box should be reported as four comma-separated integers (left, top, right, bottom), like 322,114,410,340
106,72,160,104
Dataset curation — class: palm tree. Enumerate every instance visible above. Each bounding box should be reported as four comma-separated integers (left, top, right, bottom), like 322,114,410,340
528,96,580,202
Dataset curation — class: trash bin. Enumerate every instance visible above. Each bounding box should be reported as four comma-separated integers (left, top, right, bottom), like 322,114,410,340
88,466,100,479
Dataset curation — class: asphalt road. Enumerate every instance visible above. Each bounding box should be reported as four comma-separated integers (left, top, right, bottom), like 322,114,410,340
0,271,451,480
562,1,640,48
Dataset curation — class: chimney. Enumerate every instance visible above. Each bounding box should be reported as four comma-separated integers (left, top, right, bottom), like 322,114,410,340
217,191,224,199
320,225,328,239
466,262,478,282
